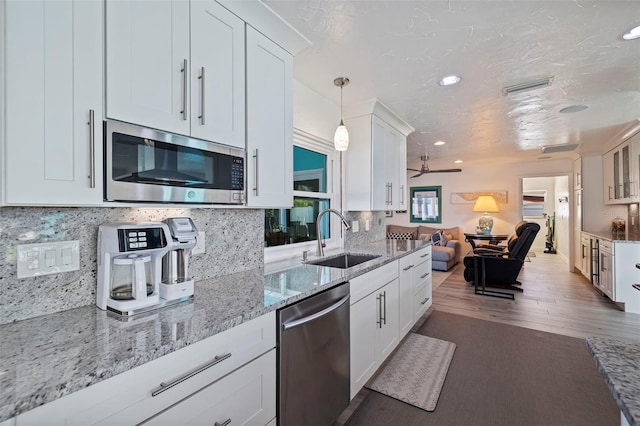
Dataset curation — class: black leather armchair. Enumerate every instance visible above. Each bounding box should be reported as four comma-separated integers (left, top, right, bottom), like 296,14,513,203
463,221,540,299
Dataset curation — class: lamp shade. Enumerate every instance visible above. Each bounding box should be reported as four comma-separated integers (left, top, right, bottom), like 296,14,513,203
334,122,349,151
472,195,500,213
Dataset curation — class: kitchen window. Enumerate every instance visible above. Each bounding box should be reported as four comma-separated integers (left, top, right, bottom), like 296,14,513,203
264,131,340,262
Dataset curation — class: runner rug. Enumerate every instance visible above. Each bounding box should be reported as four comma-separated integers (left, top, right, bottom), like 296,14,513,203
365,333,456,412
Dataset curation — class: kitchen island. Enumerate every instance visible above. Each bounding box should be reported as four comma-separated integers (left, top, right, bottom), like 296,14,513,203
0,239,429,422
587,337,640,426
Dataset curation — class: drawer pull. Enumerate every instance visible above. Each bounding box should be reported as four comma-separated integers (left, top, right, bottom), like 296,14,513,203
421,297,430,305
403,264,415,271
151,352,232,397
215,419,231,426
420,272,430,279
420,253,429,258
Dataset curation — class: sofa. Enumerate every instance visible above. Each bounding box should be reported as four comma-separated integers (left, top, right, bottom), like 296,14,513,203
386,225,468,271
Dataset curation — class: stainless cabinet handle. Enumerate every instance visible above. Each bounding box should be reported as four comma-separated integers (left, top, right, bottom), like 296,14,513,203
400,184,404,205
253,149,259,195
282,295,349,330
198,67,205,125
601,254,606,271
420,272,429,279
88,109,95,188
181,59,188,120
376,294,382,328
608,186,613,200
151,353,231,397
421,297,430,305
215,420,231,426
389,183,393,205
420,253,429,258
403,264,415,271
382,290,387,325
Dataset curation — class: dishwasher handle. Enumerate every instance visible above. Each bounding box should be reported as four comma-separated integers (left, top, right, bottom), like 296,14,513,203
282,294,350,331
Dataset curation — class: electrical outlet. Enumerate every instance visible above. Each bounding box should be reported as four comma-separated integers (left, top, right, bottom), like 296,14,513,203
365,219,370,232
352,220,359,233
17,240,80,279
193,231,206,255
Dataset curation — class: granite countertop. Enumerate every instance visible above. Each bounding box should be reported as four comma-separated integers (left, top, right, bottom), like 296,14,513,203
586,336,640,426
582,230,640,243
0,239,429,421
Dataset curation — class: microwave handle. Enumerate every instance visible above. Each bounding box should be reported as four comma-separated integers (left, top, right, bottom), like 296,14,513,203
253,149,259,196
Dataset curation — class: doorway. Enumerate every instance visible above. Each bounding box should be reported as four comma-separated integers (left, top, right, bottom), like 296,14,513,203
521,176,571,264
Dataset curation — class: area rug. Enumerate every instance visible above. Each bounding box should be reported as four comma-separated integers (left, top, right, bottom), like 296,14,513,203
365,333,456,412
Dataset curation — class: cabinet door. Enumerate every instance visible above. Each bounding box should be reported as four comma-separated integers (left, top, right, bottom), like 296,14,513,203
5,0,103,205
246,26,293,208
106,0,190,136
397,132,408,210
141,350,276,426
631,133,640,201
190,1,245,148
376,278,400,362
370,116,388,210
384,125,400,210
603,150,616,204
350,292,378,399
580,236,590,280
600,250,614,299
398,258,417,338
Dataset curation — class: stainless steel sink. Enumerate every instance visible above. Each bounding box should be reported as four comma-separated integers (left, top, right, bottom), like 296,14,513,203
307,253,380,269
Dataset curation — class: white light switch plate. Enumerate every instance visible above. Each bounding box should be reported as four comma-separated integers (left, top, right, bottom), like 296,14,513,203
193,232,206,255
17,240,80,279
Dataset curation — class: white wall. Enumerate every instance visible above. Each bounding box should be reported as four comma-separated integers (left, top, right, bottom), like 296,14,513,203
388,159,574,236
293,80,339,142
554,175,570,261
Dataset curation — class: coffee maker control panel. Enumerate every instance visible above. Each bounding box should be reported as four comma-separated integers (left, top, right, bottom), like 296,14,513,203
117,228,167,252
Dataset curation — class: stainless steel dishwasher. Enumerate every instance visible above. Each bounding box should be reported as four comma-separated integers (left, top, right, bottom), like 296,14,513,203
277,282,350,426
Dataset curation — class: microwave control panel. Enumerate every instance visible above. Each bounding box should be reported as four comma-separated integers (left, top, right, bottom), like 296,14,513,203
231,157,244,190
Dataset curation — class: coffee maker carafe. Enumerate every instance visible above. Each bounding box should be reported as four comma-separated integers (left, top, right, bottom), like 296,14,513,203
161,218,198,301
97,223,171,315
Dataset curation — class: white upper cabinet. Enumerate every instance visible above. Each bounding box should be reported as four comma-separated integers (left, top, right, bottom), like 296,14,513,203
603,133,640,204
106,0,190,136
344,101,413,211
106,0,245,149
3,0,104,205
189,1,245,146
245,26,294,208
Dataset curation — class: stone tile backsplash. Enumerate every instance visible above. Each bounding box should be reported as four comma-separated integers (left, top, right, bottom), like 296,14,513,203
0,207,263,324
343,211,386,249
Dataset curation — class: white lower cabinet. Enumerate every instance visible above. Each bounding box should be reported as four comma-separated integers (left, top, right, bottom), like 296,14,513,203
349,261,400,399
141,349,275,426
17,312,275,426
398,246,433,337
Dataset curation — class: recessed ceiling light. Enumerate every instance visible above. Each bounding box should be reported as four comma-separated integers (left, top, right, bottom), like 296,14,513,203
454,160,463,164
559,105,589,113
623,25,640,40
438,75,461,86
434,141,446,146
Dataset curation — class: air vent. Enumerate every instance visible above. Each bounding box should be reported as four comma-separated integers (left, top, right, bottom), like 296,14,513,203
503,77,553,96
540,143,579,154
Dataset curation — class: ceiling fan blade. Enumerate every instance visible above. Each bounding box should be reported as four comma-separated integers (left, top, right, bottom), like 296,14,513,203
411,172,424,178
407,168,422,172
426,168,462,173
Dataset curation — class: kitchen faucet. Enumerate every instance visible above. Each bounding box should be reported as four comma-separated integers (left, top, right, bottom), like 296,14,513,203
316,209,351,256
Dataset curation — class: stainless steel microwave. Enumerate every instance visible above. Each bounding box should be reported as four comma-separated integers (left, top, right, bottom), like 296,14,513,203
104,120,245,204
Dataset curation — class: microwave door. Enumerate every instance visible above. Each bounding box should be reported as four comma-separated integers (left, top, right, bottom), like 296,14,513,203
127,169,207,186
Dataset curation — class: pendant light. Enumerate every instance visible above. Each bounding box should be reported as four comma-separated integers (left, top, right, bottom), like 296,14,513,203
333,77,350,151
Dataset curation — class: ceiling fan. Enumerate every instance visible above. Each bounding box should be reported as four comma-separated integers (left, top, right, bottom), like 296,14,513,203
407,155,462,178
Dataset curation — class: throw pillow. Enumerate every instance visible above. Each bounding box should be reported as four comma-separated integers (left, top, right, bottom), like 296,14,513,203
387,232,413,240
418,233,432,241
441,232,453,246
430,230,442,246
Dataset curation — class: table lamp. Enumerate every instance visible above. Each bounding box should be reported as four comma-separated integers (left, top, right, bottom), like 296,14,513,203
473,195,500,234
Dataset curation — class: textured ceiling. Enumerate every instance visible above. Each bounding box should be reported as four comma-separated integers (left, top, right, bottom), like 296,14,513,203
266,0,640,169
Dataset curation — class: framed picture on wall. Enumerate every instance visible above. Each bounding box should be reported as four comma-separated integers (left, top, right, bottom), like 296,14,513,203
410,186,442,223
